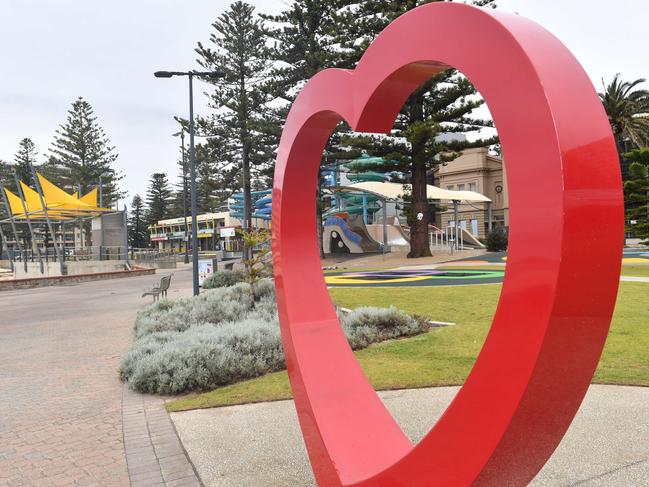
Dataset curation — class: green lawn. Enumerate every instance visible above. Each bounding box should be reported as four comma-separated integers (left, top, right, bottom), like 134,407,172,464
620,265,649,277
167,281,648,412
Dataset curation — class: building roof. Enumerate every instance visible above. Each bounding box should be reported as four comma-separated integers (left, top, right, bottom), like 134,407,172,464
153,211,234,227
335,181,491,202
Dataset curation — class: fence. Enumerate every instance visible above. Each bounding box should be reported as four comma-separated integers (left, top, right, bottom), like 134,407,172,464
7,246,177,264
429,226,465,254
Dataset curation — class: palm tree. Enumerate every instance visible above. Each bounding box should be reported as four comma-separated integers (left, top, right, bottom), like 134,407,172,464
599,74,649,152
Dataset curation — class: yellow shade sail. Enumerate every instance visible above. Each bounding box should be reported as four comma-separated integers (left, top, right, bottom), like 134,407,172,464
79,188,98,207
3,188,26,216
19,181,47,213
37,174,93,211
2,174,114,222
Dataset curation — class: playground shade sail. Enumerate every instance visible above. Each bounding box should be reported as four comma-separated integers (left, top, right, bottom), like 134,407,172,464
338,181,492,202
2,174,113,221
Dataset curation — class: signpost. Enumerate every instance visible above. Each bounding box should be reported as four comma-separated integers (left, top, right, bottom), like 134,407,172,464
198,258,217,287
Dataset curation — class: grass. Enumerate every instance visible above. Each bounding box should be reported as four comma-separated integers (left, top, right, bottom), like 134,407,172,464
620,265,649,277
167,281,648,412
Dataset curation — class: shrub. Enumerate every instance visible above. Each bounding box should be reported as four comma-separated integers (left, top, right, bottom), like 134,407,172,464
341,306,429,350
122,318,284,394
133,298,195,338
121,280,428,394
202,269,246,289
132,281,276,340
485,228,508,252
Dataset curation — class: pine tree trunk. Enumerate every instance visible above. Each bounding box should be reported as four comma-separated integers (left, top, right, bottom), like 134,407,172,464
408,158,431,258
242,145,252,264
407,94,432,258
240,73,252,265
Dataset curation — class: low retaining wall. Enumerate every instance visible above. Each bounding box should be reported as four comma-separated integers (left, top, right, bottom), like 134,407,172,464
13,261,127,278
0,266,156,292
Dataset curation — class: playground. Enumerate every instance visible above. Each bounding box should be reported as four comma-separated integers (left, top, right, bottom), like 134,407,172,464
325,267,506,287
323,249,648,287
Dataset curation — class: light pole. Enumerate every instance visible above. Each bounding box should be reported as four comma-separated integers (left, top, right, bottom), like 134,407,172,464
154,70,225,296
172,125,190,264
98,172,110,208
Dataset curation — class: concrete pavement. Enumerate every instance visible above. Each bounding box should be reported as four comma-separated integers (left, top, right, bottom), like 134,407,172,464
620,276,649,283
0,265,196,487
172,385,649,486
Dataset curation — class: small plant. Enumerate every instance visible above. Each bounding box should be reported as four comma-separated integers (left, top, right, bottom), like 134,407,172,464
202,269,246,289
340,306,429,350
241,229,272,304
485,228,508,252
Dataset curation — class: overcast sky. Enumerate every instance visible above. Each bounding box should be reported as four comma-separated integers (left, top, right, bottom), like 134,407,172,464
1,0,646,203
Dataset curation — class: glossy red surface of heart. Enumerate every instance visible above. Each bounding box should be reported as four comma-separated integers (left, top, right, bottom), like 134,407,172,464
271,3,623,485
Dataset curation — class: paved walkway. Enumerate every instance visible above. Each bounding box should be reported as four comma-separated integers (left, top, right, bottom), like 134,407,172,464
0,265,197,487
620,275,649,283
172,385,649,486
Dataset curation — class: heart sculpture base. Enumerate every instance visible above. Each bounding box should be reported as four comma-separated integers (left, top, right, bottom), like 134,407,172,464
271,3,623,486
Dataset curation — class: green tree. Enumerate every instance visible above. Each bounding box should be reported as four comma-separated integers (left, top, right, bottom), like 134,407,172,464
13,138,38,188
145,173,173,225
0,160,11,222
195,143,221,212
263,0,346,258
47,97,123,203
623,148,649,244
128,194,149,248
600,74,649,152
332,0,497,258
196,1,274,235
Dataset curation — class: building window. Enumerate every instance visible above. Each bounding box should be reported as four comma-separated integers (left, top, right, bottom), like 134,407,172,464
446,185,454,191
457,184,465,191
468,182,476,192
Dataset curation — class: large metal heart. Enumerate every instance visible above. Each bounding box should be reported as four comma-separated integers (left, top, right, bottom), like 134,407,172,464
271,3,623,485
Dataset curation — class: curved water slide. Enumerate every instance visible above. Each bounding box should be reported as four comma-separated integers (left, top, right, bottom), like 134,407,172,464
323,215,382,254
455,226,485,249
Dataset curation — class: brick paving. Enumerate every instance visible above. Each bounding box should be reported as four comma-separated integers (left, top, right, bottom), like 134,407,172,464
123,386,201,487
0,267,195,487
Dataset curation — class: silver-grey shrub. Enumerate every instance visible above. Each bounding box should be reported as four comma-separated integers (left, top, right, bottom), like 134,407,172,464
122,318,284,394
132,281,275,339
121,279,428,394
202,269,246,289
341,306,429,350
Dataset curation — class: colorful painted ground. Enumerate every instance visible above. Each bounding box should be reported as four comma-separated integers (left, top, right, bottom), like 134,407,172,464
325,268,505,287
324,250,648,287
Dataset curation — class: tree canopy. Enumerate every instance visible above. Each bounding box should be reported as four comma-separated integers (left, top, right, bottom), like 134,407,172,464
623,148,649,244
47,97,123,205
146,173,173,225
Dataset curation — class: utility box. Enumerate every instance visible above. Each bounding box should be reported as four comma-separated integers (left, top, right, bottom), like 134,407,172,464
91,212,126,258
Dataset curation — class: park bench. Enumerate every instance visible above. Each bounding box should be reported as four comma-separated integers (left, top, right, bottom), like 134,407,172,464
142,274,172,301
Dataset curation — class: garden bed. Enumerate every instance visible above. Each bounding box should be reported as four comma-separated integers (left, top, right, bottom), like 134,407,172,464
121,274,430,395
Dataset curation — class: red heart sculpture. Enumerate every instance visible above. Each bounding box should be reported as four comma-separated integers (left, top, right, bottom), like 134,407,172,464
271,3,623,486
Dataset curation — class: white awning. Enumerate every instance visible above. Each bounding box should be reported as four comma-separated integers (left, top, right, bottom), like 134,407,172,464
335,181,491,203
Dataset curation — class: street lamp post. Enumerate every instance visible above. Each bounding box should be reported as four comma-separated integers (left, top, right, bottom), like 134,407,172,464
98,172,110,208
173,125,190,264
154,70,225,296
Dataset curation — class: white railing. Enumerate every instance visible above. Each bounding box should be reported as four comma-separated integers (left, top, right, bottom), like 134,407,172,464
429,226,465,253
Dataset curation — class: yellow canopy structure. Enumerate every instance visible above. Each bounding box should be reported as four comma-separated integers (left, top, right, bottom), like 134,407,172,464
79,188,98,207
37,174,93,212
4,188,26,216
1,174,113,222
